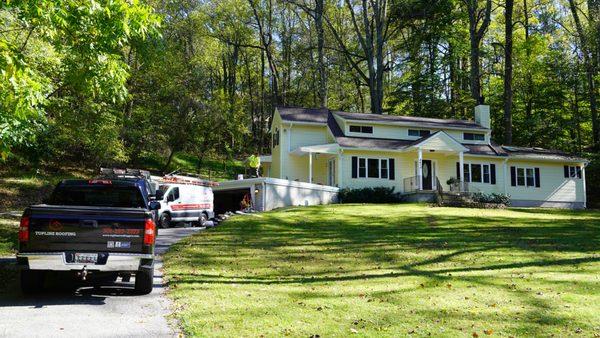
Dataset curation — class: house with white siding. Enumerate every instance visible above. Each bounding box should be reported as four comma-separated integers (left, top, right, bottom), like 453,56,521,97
260,105,588,209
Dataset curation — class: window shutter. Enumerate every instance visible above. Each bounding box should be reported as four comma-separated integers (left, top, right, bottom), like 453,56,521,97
510,166,516,186
456,162,460,179
564,165,569,178
389,158,395,180
490,164,496,185
534,167,540,188
351,157,357,178
576,166,582,179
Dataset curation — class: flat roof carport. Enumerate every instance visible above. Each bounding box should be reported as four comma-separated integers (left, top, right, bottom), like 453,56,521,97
213,177,339,212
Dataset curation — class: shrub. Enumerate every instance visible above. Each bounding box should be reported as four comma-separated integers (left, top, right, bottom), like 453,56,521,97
471,192,511,205
338,187,400,204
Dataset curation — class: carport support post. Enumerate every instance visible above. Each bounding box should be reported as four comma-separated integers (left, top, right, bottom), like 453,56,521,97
308,151,313,183
417,147,423,190
459,151,465,192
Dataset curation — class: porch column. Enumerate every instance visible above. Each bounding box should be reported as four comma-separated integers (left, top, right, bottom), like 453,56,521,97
308,151,313,183
459,151,465,192
582,164,587,209
417,147,423,190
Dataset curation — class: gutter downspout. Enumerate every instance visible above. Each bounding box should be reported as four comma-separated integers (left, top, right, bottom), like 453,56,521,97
582,162,588,209
502,158,508,194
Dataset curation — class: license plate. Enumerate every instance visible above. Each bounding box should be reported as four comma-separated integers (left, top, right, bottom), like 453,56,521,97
74,253,98,264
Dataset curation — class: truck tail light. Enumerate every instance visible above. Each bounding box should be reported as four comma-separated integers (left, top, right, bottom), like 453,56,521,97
19,216,30,242
143,219,156,245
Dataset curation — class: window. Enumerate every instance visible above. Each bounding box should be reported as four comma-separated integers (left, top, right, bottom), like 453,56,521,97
349,125,373,134
464,132,485,141
483,164,490,183
463,163,470,182
526,168,535,187
272,128,280,147
368,159,379,178
517,168,525,186
408,129,431,137
351,157,395,180
511,166,540,188
471,164,482,183
457,162,496,184
358,158,366,178
381,159,389,179
564,165,582,179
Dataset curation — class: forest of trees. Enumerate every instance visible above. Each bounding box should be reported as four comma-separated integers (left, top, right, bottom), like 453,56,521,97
1,0,599,172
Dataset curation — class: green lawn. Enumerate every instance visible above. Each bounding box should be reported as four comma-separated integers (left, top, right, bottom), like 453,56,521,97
164,204,600,337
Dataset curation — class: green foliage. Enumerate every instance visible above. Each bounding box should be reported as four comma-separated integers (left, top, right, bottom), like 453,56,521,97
0,0,160,162
338,186,400,203
471,192,511,205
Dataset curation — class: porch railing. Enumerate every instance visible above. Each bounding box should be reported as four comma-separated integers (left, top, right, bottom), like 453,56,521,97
448,180,469,193
404,176,470,193
403,176,418,193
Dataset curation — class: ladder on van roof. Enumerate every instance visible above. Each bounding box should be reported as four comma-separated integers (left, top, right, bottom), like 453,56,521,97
100,168,151,179
157,174,219,187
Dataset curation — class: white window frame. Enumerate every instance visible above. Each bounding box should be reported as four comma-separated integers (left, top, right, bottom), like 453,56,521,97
349,125,373,134
515,166,538,188
355,157,390,179
463,162,494,184
328,159,336,186
463,132,485,141
408,129,431,137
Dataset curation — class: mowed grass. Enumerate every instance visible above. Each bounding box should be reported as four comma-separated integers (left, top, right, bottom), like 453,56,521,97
163,204,600,337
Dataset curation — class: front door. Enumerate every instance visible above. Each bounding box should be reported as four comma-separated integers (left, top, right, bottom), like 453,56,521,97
422,160,432,190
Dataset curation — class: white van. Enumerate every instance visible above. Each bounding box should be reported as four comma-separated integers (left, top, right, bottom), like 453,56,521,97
155,180,215,228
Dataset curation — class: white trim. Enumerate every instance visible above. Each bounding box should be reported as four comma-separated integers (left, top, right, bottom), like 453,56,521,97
407,131,469,153
214,177,339,193
333,113,490,132
508,155,588,164
281,120,327,126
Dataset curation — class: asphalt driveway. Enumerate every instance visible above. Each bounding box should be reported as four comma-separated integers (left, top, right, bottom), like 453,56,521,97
0,227,201,337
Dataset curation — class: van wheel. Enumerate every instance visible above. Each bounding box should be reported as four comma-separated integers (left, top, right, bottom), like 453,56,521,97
134,268,154,295
159,213,171,228
198,213,208,227
21,270,45,294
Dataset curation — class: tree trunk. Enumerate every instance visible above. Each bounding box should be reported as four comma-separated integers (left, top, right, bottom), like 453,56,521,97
504,0,514,145
569,0,599,149
315,0,327,107
464,0,492,104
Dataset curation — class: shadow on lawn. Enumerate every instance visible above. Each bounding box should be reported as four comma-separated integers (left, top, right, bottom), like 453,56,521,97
170,206,600,283
165,205,600,336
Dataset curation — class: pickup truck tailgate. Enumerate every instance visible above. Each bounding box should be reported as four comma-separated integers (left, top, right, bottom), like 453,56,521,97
21,205,150,253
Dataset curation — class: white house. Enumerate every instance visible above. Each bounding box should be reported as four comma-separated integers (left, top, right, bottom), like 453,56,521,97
260,105,588,209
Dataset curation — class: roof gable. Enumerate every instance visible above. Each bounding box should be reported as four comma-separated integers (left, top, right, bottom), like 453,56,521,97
407,131,468,152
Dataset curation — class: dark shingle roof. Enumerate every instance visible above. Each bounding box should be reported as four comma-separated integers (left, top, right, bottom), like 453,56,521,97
277,106,329,124
501,146,585,162
464,144,508,156
336,137,413,150
332,110,487,130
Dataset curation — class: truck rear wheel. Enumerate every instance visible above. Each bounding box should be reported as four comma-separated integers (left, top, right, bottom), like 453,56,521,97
198,213,208,227
134,268,154,295
21,270,46,294
159,213,171,228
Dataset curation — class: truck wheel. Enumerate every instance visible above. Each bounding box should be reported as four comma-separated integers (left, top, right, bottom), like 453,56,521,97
159,213,171,229
134,268,154,295
21,270,45,294
198,213,208,227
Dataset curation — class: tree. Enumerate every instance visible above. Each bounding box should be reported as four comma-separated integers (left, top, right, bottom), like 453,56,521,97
461,0,492,104
503,0,514,144
568,0,599,149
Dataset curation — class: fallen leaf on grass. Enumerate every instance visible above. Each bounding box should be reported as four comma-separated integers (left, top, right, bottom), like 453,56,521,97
472,333,479,338
350,328,358,334
484,329,493,335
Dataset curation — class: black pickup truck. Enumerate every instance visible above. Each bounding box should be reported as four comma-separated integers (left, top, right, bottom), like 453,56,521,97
16,179,161,294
